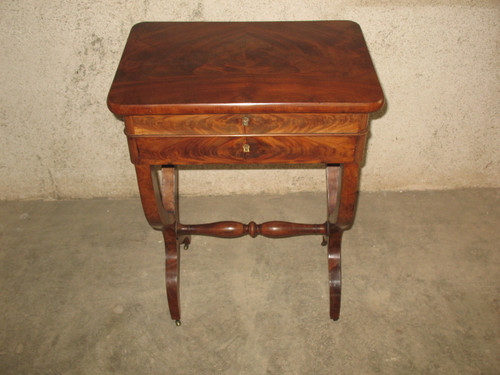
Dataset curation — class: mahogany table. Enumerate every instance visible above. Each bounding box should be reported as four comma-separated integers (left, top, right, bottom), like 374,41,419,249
107,21,384,325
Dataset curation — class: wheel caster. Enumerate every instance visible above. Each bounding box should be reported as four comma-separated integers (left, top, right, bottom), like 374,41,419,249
321,236,328,246
175,320,182,326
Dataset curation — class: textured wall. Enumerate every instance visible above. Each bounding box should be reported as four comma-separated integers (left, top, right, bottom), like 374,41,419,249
0,1,498,199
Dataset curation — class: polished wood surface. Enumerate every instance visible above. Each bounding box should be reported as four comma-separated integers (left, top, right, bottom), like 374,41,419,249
108,21,384,115
132,135,358,165
326,165,343,320
126,114,368,136
108,21,384,324
160,167,181,323
178,221,327,238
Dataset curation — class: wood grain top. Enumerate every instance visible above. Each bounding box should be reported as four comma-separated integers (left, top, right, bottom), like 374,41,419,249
107,21,384,115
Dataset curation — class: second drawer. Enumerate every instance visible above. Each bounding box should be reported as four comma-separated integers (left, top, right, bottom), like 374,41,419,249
131,135,358,165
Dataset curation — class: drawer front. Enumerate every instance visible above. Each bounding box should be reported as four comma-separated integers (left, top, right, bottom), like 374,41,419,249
126,113,367,136
132,135,358,165
127,114,244,135
242,114,367,134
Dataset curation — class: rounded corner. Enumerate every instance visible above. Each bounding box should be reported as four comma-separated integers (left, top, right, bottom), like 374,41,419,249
345,20,362,30
369,96,385,114
106,95,121,115
131,21,150,32
374,96,385,111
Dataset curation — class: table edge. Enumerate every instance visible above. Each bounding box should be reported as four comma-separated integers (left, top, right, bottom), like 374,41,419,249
107,98,385,116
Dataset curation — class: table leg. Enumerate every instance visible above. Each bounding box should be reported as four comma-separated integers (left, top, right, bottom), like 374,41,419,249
135,165,182,325
159,166,182,325
135,165,169,230
326,163,360,320
164,227,181,324
135,163,361,323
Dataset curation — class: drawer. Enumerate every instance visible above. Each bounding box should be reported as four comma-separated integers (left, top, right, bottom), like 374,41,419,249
243,114,367,134
131,135,358,165
126,113,368,136
127,114,244,135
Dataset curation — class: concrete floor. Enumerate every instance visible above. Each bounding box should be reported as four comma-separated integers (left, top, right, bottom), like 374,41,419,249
0,189,499,374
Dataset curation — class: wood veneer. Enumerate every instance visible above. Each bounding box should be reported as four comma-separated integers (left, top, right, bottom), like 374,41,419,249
107,21,384,325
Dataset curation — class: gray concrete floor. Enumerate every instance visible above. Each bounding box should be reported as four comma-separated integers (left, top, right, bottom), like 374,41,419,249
0,189,499,374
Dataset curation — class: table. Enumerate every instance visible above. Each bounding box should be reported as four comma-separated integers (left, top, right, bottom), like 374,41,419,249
107,21,384,325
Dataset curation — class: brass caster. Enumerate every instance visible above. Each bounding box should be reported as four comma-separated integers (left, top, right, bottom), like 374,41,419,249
175,320,182,327
183,243,189,250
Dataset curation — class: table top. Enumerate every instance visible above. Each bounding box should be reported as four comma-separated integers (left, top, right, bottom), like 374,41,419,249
107,21,384,116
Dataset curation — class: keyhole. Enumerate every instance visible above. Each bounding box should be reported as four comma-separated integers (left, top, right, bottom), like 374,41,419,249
243,144,250,153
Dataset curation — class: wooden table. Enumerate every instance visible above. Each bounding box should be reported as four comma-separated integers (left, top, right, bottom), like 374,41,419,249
107,21,384,325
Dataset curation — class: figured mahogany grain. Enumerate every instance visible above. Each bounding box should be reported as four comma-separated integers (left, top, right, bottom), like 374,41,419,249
134,135,357,165
245,114,368,135
126,115,244,136
107,21,384,323
107,21,384,115
126,113,368,136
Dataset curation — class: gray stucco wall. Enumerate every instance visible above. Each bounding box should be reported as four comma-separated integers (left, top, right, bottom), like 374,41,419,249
0,1,498,199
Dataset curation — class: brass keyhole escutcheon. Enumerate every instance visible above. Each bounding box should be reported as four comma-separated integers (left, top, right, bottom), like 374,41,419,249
243,144,250,153
242,116,250,126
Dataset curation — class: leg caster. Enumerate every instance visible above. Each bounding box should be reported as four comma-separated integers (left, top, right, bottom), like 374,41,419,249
321,236,327,246
175,320,182,327
181,236,191,250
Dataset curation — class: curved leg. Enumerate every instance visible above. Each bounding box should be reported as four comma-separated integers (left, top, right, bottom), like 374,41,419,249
328,226,343,321
336,163,361,230
164,228,181,323
326,163,360,321
135,165,169,230
160,166,182,325
135,165,182,324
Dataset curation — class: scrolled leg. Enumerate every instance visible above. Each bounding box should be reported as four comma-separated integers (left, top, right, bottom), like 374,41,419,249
159,166,183,324
326,163,360,321
164,228,181,321
328,226,343,321
135,164,183,324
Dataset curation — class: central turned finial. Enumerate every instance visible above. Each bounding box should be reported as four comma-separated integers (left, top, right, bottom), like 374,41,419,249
247,221,258,237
